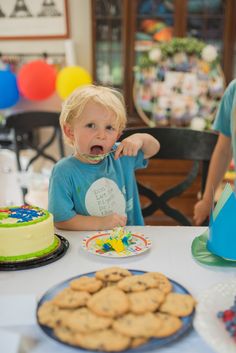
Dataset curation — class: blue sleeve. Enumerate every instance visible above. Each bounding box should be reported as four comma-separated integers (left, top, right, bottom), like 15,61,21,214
114,142,148,170
120,149,148,172
213,79,236,137
134,149,148,170
48,164,77,222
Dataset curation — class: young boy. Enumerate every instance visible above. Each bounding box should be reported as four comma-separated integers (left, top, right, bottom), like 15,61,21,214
48,85,160,230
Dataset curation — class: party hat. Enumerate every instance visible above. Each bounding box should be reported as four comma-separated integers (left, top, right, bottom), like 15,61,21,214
207,183,236,260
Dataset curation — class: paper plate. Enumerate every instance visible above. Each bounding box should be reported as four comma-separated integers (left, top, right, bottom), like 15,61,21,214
194,280,236,353
82,231,151,257
37,269,194,352
191,231,236,267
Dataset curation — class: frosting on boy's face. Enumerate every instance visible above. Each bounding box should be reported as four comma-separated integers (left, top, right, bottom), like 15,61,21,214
70,101,120,164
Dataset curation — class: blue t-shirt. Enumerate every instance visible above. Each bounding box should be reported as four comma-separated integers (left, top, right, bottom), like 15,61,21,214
213,79,236,137
48,146,148,225
213,79,236,168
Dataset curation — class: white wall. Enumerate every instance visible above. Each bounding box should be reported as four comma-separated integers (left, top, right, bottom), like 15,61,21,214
68,0,92,73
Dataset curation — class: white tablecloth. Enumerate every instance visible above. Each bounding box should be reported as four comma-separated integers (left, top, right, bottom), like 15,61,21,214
1,226,236,353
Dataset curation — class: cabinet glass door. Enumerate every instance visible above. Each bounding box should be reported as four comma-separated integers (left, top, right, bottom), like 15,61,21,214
186,0,225,61
135,0,174,66
132,0,224,129
93,0,123,87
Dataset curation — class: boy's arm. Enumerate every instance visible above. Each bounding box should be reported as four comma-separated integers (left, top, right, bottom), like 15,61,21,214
202,133,232,203
55,213,127,231
193,133,232,225
115,133,160,159
137,133,160,158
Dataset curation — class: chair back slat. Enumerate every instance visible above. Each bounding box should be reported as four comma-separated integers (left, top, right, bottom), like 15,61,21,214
5,111,62,131
122,127,217,161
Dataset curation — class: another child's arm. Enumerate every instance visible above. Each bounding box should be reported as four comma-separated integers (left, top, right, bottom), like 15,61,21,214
193,133,232,225
55,213,127,231
115,133,160,159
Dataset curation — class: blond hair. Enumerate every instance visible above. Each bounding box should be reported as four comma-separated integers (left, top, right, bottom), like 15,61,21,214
60,85,127,146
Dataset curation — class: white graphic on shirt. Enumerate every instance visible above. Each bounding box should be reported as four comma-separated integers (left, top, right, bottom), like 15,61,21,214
126,198,133,212
85,177,126,216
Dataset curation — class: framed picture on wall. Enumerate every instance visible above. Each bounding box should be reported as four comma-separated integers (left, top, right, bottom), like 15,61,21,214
0,0,69,39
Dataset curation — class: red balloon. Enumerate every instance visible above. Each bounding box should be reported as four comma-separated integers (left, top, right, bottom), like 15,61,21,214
17,60,56,101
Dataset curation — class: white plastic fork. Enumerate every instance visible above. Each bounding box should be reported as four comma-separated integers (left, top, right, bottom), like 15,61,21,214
81,148,117,161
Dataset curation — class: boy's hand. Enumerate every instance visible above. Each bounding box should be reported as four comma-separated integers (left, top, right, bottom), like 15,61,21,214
115,135,143,160
100,213,127,229
193,199,212,226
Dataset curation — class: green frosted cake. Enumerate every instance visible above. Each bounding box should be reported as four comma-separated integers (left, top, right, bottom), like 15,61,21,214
0,205,59,262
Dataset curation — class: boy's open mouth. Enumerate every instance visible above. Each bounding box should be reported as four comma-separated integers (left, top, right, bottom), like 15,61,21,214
90,145,104,155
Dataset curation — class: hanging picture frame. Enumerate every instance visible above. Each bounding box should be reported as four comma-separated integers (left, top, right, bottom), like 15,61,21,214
0,0,69,40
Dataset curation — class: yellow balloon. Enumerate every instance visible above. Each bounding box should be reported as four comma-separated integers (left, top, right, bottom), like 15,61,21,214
56,66,92,99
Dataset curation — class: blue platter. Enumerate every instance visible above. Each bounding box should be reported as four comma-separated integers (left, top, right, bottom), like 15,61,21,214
37,269,195,352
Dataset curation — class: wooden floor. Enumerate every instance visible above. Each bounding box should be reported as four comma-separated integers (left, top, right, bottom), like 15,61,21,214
136,159,202,226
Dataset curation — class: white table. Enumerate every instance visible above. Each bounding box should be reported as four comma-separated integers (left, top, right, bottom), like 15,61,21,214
1,226,236,353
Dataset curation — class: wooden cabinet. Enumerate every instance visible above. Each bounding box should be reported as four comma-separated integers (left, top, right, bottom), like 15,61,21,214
91,0,236,118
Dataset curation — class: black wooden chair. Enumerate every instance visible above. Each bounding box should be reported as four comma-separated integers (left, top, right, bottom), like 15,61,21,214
121,127,218,226
5,111,65,202
5,111,65,171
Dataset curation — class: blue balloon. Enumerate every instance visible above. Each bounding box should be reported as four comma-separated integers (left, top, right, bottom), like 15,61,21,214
0,70,19,109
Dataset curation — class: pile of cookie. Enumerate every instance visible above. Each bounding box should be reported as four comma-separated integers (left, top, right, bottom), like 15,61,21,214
37,267,195,352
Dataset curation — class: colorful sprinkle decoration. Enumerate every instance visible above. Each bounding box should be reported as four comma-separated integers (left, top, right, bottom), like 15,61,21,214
82,227,152,258
0,205,46,225
95,227,133,253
